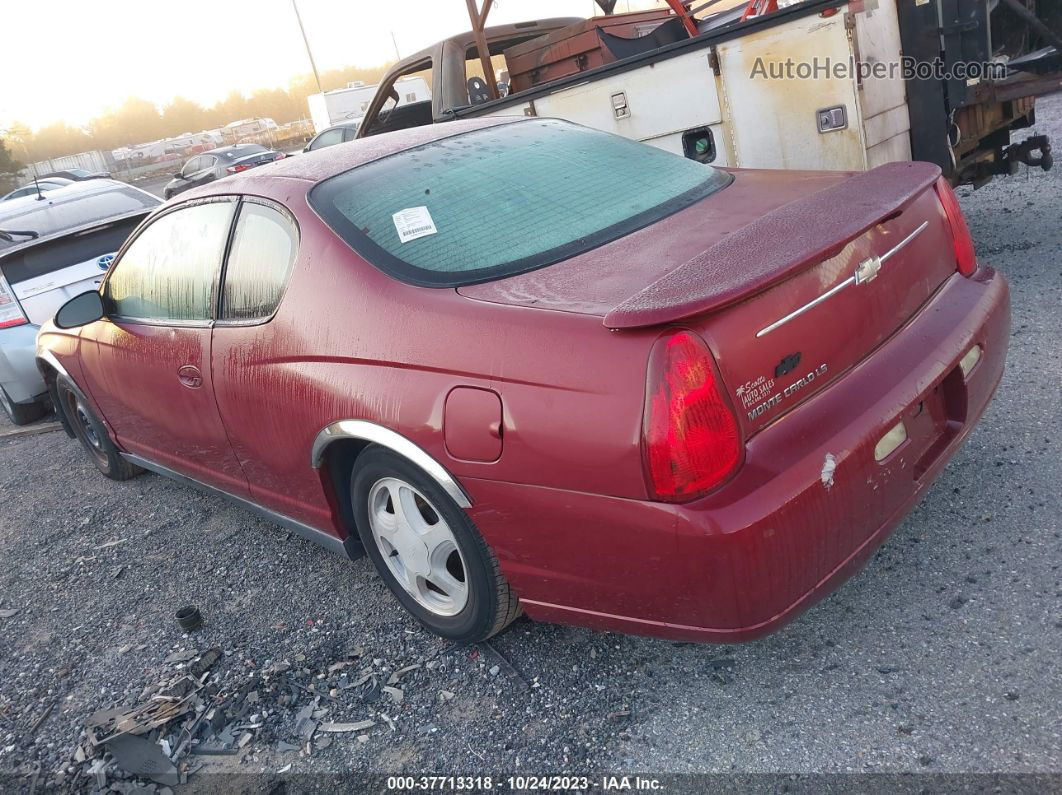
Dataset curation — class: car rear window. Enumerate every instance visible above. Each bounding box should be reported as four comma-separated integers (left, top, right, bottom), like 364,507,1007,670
0,187,159,251
223,146,267,160
308,119,732,287
1,216,145,284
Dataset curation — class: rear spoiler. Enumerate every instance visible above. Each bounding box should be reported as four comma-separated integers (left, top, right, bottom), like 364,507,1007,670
603,161,942,330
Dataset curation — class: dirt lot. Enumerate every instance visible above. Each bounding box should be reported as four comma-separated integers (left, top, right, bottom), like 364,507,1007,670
1,96,1060,792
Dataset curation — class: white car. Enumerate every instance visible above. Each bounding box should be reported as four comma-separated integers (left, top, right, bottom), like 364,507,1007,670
1,177,74,201
0,180,160,423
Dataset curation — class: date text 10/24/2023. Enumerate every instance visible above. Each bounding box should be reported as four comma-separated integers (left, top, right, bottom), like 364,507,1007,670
384,775,663,791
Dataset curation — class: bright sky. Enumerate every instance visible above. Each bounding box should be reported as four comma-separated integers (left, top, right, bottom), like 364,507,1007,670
2,0,658,131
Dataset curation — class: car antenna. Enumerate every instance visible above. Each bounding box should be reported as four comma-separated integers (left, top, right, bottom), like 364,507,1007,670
31,167,45,201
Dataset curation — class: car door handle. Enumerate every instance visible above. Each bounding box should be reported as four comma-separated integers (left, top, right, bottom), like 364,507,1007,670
177,365,203,389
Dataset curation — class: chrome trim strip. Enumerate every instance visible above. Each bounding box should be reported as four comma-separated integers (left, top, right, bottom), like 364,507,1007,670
756,221,929,338
879,221,930,264
311,420,472,509
121,453,349,558
756,276,855,338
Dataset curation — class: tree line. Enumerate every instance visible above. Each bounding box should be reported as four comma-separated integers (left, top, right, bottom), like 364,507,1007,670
2,63,392,165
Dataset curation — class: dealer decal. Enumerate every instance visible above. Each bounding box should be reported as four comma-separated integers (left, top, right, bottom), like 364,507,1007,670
735,375,775,410
746,363,828,421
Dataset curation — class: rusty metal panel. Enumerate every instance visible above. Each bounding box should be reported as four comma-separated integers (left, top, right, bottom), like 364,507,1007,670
504,10,673,92
716,9,867,170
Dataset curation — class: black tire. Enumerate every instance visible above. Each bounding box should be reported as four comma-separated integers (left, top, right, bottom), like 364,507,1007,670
351,447,520,642
55,377,142,481
0,385,47,426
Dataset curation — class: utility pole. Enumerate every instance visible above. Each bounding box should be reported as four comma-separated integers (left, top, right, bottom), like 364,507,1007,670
291,0,323,94
390,30,401,61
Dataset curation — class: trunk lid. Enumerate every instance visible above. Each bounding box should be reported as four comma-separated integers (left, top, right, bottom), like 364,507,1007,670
458,162,957,435
695,184,956,435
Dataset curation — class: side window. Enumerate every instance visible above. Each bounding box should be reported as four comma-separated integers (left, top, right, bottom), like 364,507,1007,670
309,128,343,150
201,156,216,172
181,157,200,176
219,202,297,321
105,201,235,322
342,127,358,142
362,63,433,137
464,48,503,105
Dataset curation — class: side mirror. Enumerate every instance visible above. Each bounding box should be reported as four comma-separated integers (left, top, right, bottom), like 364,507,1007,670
174,172,185,179
55,290,105,329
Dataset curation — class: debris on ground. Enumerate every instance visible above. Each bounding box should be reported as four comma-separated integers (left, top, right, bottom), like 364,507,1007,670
51,643,444,790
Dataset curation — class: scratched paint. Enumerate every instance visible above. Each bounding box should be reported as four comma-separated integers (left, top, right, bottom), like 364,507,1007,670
820,453,838,490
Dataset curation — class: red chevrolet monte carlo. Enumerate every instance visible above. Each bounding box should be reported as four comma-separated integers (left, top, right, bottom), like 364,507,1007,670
36,118,1009,643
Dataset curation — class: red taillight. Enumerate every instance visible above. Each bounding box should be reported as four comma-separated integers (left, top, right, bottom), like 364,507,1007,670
643,331,742,502
0,277,28,329
227,163,254,174
934,177,977,276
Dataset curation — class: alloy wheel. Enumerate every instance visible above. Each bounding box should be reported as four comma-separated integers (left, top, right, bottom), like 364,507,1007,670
366,477,469,617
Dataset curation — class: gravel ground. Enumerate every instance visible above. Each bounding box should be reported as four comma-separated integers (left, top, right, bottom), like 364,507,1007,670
1,96,1060,792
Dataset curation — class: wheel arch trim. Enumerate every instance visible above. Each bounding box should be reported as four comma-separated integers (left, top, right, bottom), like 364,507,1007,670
311,420,472,508
36,349,71,383
37,349,93,409
36,349,99,437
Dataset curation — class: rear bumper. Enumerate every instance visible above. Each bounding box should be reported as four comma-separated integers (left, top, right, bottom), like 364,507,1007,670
464,267,1010,642
0,324,47,404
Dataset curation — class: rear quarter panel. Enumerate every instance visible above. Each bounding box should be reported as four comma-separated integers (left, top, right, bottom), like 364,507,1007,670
209,189,656,532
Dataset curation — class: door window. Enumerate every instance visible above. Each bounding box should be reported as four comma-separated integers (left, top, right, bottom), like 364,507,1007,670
105,200,235,322
309,128,344,150
181,157,202,177
219,201,297,321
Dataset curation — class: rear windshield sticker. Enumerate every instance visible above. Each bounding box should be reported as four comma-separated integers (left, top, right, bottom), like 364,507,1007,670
392,206,438,243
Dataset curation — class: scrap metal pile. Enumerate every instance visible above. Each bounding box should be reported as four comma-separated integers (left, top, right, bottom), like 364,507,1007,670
62,644,422,790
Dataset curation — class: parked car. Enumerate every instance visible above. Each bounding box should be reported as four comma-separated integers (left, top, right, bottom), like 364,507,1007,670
1,177,74,202
0,180,160,423
38,168,111,181
163,145,285,199
303,121,360,153
38,118,1009,643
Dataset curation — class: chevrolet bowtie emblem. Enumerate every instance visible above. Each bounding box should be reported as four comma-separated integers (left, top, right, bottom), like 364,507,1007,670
855,255,882,284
